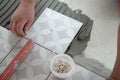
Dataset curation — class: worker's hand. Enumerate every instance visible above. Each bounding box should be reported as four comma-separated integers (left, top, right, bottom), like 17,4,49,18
10,1,35,37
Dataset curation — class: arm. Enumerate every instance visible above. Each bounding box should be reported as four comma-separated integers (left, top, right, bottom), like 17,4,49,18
10,0,35,37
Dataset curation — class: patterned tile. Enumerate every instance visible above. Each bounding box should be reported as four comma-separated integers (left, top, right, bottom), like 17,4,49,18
8,38,55,80
26,8,83,54
0,26,20,63
0,39,28,75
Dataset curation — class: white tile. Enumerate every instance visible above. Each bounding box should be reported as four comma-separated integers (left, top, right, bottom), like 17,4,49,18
0,39,28,75
26,8,83,54
0,26,20,63
9,38,55,80
47,64,105,80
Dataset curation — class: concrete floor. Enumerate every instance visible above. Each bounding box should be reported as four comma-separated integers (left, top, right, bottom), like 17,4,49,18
59,0,120,70
59,0,120,78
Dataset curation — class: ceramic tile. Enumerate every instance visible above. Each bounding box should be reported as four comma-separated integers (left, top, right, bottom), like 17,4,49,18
9,38,56,80
0,26,20,63
26,8,83,54
47,64,105,80
0,39,29,75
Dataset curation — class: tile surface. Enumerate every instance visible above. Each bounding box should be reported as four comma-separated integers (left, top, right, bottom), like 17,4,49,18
47,64,105,80
26,8,83,54
0,26,20,63
0,2,110,79
9,38,55,80
0,27,105,79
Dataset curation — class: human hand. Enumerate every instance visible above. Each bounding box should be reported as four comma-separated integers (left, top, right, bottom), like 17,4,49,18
10,1,35,37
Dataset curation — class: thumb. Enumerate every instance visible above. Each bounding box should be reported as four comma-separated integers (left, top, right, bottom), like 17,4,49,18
24,20,33,35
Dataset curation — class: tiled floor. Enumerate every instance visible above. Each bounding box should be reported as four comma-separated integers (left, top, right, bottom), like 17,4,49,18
9,39,105,80
0,26,21,64
10,38,55,80
26,8,83,54
10,7,105,80
0,23,105,80
1,0,119,79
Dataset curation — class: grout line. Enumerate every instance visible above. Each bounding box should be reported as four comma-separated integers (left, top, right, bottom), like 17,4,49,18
0,38,22,65
45,72,52,80
24,37,54,80
24,37,58,55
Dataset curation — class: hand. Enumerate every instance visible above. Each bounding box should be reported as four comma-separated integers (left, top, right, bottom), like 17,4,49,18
10,1,34,37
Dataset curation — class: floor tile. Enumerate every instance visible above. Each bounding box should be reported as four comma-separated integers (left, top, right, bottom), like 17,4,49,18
0,26,20,63
47,64,105,80
1,38,56,80
26,8,82,54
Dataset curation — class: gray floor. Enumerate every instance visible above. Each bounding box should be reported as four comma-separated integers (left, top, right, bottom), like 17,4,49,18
59,0,120,71
59,0,120,79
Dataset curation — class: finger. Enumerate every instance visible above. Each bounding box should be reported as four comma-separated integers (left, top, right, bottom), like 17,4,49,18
16,21,26,37
24,20,33,35
10,21,18,35
9,20,13,30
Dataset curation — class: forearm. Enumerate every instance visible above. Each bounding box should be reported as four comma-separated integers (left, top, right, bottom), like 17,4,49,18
110,26,120,80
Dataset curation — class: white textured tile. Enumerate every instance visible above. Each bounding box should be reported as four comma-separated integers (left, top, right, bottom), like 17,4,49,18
47,64,105,80
0,26,20,63
0,39,29,74
26,8,83,54
9,38,55,80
